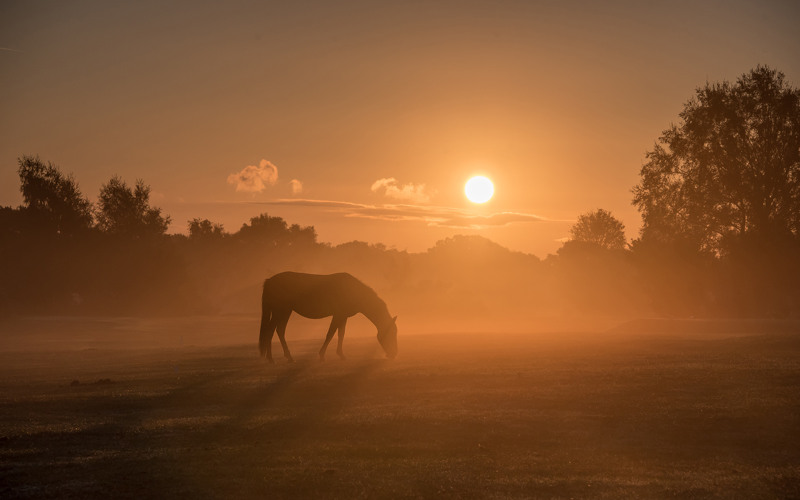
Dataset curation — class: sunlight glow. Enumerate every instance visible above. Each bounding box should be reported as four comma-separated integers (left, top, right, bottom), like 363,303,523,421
465,176,494,203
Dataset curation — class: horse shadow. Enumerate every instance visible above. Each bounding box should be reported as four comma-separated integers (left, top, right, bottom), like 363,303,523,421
211,357,386,443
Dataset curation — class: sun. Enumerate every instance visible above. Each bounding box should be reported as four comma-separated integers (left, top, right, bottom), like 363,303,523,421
465,176,494,203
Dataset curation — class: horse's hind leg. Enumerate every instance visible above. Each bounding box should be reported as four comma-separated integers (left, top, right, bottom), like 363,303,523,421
275,311,294,363
259,310,276,363
336,317,347,360
319,317,339,361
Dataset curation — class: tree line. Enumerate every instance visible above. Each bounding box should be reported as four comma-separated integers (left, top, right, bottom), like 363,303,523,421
1,66,798,319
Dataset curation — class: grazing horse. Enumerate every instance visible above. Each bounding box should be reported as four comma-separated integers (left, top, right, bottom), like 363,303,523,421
259,272,398,363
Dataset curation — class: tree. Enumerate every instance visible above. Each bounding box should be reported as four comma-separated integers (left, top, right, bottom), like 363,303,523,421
236,213,289,246
96,176,170,238
568,208,626,250
235,213,317,248
188,218,226,240
632,66,800,255
287,223,318,248
16,156,93,236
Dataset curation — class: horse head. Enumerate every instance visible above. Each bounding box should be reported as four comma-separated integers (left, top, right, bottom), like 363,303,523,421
377,316,398,359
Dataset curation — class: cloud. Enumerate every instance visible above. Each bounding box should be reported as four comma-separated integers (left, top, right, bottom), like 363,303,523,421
227,159,278,193
434,212,547,228
371,177,432,203
257,198,548,228
289,179,303,195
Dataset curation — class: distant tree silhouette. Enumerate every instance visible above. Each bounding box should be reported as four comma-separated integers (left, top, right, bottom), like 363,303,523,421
237,213,289,246
16,156,93,236
627,236,714,316
426,234,536,283
188,218,226,240
236,213,317,248
0,157,95,312
632,66,800,255
97,176,170,238
428,234,514,259
555,213,641,314
568,209,626,250
287,223,318,248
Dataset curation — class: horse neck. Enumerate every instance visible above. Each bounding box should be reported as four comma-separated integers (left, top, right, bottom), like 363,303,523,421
360,294,391,330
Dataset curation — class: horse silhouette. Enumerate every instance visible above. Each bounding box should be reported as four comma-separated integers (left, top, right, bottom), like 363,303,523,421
259,272,398,362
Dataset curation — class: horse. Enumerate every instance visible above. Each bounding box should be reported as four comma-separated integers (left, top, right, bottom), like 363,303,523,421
259,272,398,363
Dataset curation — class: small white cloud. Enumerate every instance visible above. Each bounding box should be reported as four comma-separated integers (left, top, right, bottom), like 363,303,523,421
290,179,303,195
227,159,278,193
371,177,432,203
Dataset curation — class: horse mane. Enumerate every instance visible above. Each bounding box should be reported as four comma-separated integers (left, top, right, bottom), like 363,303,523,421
358,280,381,301
349,274,391,324
355,278,385,304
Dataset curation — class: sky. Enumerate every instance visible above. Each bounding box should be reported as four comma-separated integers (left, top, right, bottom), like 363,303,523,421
2,0,799,256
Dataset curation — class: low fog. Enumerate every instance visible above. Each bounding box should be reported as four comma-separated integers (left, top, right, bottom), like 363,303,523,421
3,201,798,337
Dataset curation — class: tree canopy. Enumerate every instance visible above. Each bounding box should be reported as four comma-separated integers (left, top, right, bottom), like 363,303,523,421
96,176,170,238
17,156,93,236
632,66,800,255
236,213,317,248
568,209,626,250
188,218,226,240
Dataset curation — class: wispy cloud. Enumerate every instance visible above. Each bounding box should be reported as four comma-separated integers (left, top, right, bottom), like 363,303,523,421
227,159,278,193
371,177,432,203
436,212,548,228
255,198,548,228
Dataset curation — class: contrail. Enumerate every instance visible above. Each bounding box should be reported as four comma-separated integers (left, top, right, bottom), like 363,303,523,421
0,47,24,53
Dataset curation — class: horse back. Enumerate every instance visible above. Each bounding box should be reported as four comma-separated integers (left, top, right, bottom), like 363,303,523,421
262,272,367,319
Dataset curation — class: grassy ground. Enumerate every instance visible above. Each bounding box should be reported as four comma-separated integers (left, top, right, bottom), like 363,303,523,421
0,317,799,498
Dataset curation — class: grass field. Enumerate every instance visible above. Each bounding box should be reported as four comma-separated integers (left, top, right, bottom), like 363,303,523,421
1,317,799,498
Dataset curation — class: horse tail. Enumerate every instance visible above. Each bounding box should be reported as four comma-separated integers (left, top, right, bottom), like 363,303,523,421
259,280,273,357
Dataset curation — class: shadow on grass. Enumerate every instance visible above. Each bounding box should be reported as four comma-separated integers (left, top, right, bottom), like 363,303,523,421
2,335,800,499
0,356,388,498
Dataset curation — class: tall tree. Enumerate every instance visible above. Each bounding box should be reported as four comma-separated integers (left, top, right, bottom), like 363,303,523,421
16,156,93,236
632,66,800,254
568,208,626,250
97,176,170,238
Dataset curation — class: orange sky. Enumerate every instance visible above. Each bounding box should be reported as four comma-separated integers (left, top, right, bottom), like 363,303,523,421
2,1,799,256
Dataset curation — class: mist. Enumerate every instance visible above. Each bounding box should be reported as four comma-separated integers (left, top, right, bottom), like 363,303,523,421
2,174,798,334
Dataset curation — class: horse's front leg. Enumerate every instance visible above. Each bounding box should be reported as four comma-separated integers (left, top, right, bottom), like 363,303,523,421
319,317,340,361
336,318,347,360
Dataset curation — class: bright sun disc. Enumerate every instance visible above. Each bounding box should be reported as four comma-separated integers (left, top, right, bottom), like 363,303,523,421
465,176,494,203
